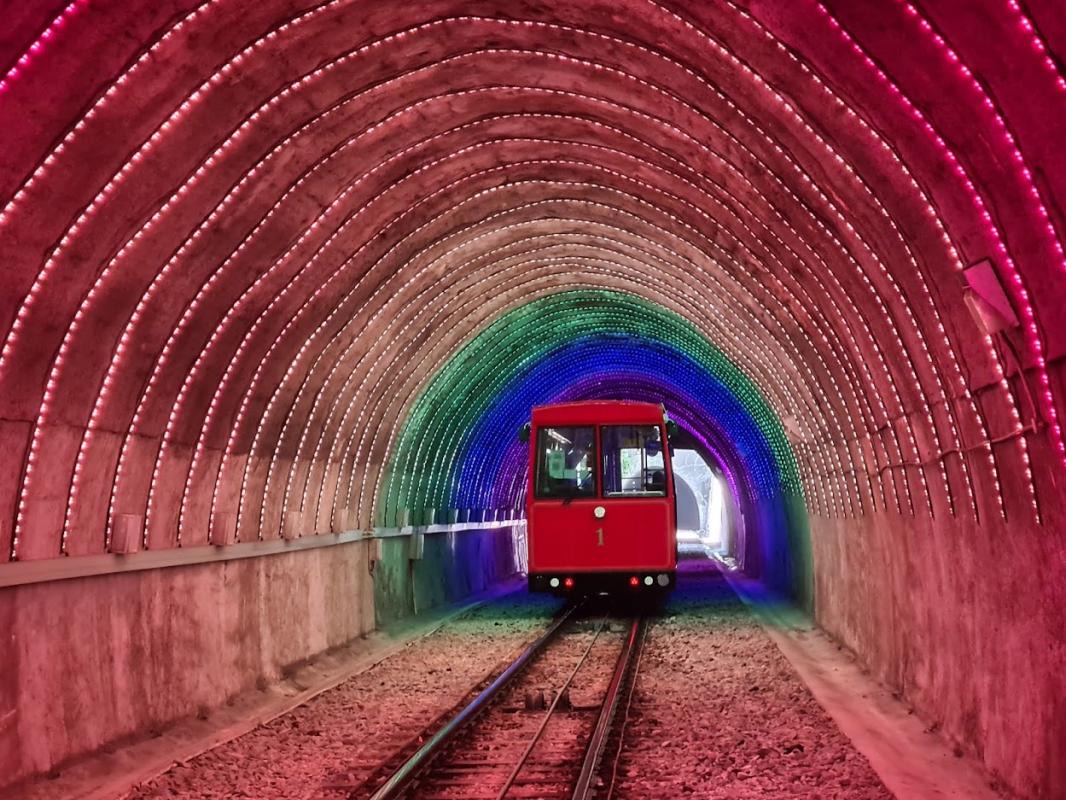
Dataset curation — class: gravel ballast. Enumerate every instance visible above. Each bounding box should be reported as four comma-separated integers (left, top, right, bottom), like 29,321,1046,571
126,560,894,799
608,559,893,799
125,591,561,800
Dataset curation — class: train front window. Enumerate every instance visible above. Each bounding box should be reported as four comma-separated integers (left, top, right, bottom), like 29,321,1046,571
535,426,596,498
601,425,667,497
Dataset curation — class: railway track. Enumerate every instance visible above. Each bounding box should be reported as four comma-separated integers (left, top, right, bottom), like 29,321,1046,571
344,602,648,800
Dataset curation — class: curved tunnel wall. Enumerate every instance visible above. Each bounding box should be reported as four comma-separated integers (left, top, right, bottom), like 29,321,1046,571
2,1,1064,562
0,1,1064,796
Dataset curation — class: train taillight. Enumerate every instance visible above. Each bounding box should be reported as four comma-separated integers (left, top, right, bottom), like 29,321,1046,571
629,576,639,587
563,577,574,589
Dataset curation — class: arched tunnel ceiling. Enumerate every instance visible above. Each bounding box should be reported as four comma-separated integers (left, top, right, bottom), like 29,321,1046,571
0,0,1064,561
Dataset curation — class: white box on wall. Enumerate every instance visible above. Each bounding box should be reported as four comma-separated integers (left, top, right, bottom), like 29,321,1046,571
282,510,301,541
211,512,236,547
110,514,143,554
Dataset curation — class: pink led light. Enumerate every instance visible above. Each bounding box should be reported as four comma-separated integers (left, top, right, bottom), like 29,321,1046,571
224,150,848,533
809,0,1046,520
266,174,857,529
892,0,1064,487
31,28,874,550
688,0,1016,518
20,6,1052,561
339,247,839,526
0,0,87,97
1004,0,1066,91
159,84,874,535
222,65,908,526
654,0,995,518
292,207,839,527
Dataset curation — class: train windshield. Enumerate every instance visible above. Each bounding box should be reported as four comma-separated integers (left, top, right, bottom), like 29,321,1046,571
535,426,596,498
601,425,667,497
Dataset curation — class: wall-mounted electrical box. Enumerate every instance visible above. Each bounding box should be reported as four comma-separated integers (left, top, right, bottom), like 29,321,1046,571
282,510,301,541
368,536,384,564
408,531,425,560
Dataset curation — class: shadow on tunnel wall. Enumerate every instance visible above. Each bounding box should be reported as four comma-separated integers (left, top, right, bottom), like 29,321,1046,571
372,528,520,626
748,492,814,612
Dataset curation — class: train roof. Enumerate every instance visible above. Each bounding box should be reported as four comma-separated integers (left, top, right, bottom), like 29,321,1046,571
530,400,666,426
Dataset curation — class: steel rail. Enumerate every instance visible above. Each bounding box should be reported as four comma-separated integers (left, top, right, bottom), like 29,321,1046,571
366,602,579,800
493,615,610,799
571,616,647,800
602,615,650,799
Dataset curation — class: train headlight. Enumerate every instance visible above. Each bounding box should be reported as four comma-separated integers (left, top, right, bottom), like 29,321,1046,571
657,573,669,587
644,576,654,586
549,577,560,588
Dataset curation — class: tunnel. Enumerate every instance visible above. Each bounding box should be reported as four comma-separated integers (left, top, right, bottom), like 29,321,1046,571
0,1,1063,798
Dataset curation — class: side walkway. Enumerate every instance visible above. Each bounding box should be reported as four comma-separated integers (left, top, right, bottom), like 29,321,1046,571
719,559,1002,800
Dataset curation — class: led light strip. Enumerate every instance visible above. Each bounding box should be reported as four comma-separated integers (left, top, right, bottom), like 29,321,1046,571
270,173,855,528
353,257,801,522
20,31,912,554
894,0,1055,520
811,0,1046,519
314,255,826,527
0,0,89,97
673,0,1010,518
739,0,1017,521
8,6,1040,558
1004,0,1066,92
244,197,825,538
194,83,891,546
196,48,955,526
54,32,916,550
307,245,848,525
376,293,789,526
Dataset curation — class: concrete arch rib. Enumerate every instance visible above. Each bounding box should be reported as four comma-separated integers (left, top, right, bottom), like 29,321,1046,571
0,0,1056,566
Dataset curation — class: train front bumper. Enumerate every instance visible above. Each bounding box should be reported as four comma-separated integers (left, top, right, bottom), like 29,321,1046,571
528,570,676,595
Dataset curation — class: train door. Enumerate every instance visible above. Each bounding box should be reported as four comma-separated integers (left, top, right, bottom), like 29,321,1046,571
527,424,601,571
594,423,674,569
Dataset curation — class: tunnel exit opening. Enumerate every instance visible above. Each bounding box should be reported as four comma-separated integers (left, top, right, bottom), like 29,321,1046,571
671,448,729,555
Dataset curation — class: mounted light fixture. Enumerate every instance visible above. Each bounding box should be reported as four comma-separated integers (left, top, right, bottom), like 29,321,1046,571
963,258,1019,334
964,259,1041,431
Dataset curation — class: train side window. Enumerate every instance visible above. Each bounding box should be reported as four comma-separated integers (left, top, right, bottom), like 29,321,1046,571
535,426,596,498
601,425,667,497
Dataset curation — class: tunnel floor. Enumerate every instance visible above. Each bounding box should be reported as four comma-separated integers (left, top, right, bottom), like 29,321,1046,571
610,559,890,798
27,561,896,800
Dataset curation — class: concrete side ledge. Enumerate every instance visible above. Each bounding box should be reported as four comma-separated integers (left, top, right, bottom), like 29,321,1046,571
2,577,526,800
0,523,524,589
723,570,1003,800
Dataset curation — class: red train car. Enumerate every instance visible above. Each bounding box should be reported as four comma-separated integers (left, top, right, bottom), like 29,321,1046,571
522,401,677,595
